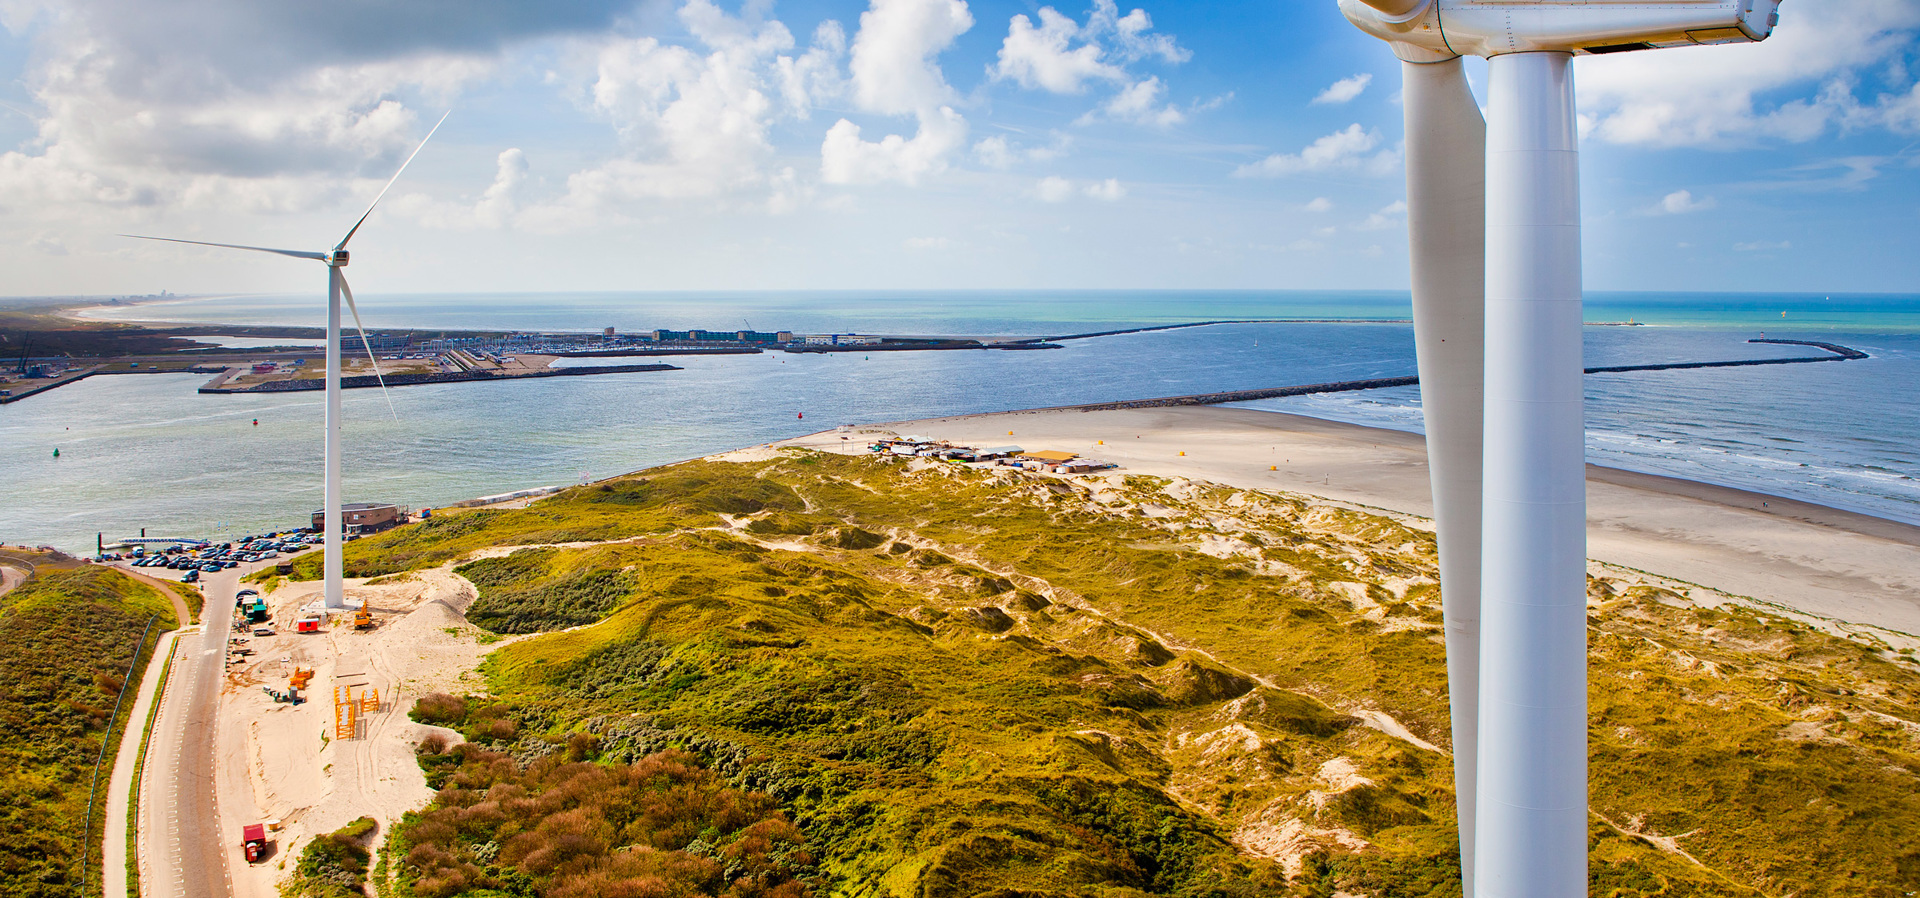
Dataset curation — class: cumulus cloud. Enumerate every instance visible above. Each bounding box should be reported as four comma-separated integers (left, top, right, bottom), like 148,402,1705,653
1036,175,1075,202
973,132,1072,168
991,1,1191,127
848,0,972,115
532,1,804,218
820,0,974,186
1646,189,1716,215
1575,0,1920,146
1304,196,1333,212
1312,73,1372,105
775,21,850,117
1233,124,1399,178
1356,199,1406,230
821,106,967,185
0,0,626,219
1030,175,1124,202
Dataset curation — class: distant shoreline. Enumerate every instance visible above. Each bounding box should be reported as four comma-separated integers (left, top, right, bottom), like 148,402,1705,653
771,405,1920,638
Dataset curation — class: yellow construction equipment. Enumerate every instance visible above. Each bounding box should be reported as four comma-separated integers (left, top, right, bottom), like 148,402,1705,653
352,601,374,630
360,687,380,714
289,667,313,690
333,685,359,741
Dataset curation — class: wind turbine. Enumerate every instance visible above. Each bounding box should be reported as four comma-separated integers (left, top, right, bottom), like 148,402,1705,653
1335,3,1778,896
128,111,450,612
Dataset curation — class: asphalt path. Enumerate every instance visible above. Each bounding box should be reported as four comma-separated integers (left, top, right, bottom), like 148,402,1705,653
136,565,236,898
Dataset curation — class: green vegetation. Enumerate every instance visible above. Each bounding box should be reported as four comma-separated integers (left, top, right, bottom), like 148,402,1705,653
283,817,379,898
386,743,810,898
357,452,1919,897
0,562,181,898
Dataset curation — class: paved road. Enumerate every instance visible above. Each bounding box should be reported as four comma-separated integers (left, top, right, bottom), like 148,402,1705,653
137,567,235,898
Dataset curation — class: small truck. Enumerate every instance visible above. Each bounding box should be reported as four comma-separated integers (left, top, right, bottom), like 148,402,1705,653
242,823,269,863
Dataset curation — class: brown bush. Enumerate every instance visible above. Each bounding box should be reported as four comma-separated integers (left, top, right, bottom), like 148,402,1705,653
396,746,810,897
410,692,469,726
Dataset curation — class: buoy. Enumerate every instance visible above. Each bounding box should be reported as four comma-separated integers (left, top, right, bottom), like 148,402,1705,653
1097,440,1103,445
253,419,259,426
53,448,60,458
797,412,804,419
1270,465,1277,471
1178,451,1185,456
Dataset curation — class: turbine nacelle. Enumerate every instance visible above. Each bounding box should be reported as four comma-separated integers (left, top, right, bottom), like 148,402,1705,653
332,249,350,268
1340,0,1780,60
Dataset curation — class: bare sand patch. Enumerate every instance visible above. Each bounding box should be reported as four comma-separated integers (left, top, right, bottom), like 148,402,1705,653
215,564,509,897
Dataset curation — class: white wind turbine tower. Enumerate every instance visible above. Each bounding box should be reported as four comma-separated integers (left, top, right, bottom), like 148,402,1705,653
129,111,450,612
1334,3,1779,896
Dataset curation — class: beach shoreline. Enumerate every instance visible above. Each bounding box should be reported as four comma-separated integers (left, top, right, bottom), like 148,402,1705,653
772,405,1920,639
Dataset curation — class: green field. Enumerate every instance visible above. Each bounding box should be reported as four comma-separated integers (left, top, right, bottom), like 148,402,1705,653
0,561,184,898
317,452,1920,897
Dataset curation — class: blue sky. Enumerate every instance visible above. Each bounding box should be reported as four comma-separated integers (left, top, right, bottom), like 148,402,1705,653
0,0,1916,297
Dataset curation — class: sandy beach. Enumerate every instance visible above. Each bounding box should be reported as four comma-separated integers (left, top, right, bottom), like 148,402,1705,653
782,405,1920,640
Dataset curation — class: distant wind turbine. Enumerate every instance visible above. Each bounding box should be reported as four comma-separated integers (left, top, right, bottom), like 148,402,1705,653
128,110,451,611
1335,3,1778,896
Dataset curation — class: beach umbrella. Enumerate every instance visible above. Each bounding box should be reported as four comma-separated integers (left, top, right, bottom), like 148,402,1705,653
125,112,450,611
1336,3,1780,895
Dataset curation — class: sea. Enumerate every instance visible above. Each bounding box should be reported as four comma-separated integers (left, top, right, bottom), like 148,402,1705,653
4,290,1916,555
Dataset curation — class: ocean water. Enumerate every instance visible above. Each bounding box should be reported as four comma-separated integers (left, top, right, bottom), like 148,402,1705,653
7,290,1917,554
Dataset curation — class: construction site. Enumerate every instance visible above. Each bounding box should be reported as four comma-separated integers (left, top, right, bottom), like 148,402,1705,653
212,563,502,898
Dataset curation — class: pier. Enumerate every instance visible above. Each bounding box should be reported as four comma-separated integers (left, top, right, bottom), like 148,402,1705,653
1058,339,1870,412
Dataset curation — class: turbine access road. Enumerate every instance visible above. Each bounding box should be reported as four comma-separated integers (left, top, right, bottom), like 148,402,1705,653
135,563,239,898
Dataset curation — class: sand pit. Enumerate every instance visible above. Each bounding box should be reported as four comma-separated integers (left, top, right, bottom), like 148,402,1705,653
214,565,506,898
783,406,1920,640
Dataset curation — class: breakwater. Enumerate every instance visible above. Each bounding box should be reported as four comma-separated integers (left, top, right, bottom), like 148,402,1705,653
1060,340,1870,412
197,363,680,394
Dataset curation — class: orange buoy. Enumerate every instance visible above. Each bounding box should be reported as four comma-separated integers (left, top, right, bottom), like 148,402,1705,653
1269,465,1277,471
1178,451,1185,456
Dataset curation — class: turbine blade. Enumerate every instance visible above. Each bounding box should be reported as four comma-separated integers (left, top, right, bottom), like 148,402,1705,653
338,273,399,422
336,109,452,252
1401,55,1485,898
123,234,327,261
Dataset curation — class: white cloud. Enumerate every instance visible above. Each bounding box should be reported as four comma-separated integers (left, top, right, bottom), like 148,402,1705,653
1356,199,1406,230
904,235,951,249
992,1,1190,127
1575,0,1920,146
1734,239,1791,252
1304,196,1333,212
1095,76,1184,127
972,132,1072,169
1084,178,1125,201
993,7,1123,93
1233,124,1398,178
974,136,1018,169
821,0,974,187
473,149,529,228
821,106,967,186
1312,73,1372,106
1036,175,1075,202
775,21,850,117
1646,189,1716,215
848,0,973,116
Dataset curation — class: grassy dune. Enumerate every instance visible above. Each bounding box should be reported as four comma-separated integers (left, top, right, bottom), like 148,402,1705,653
338,451,1920,898
0,562,182,898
